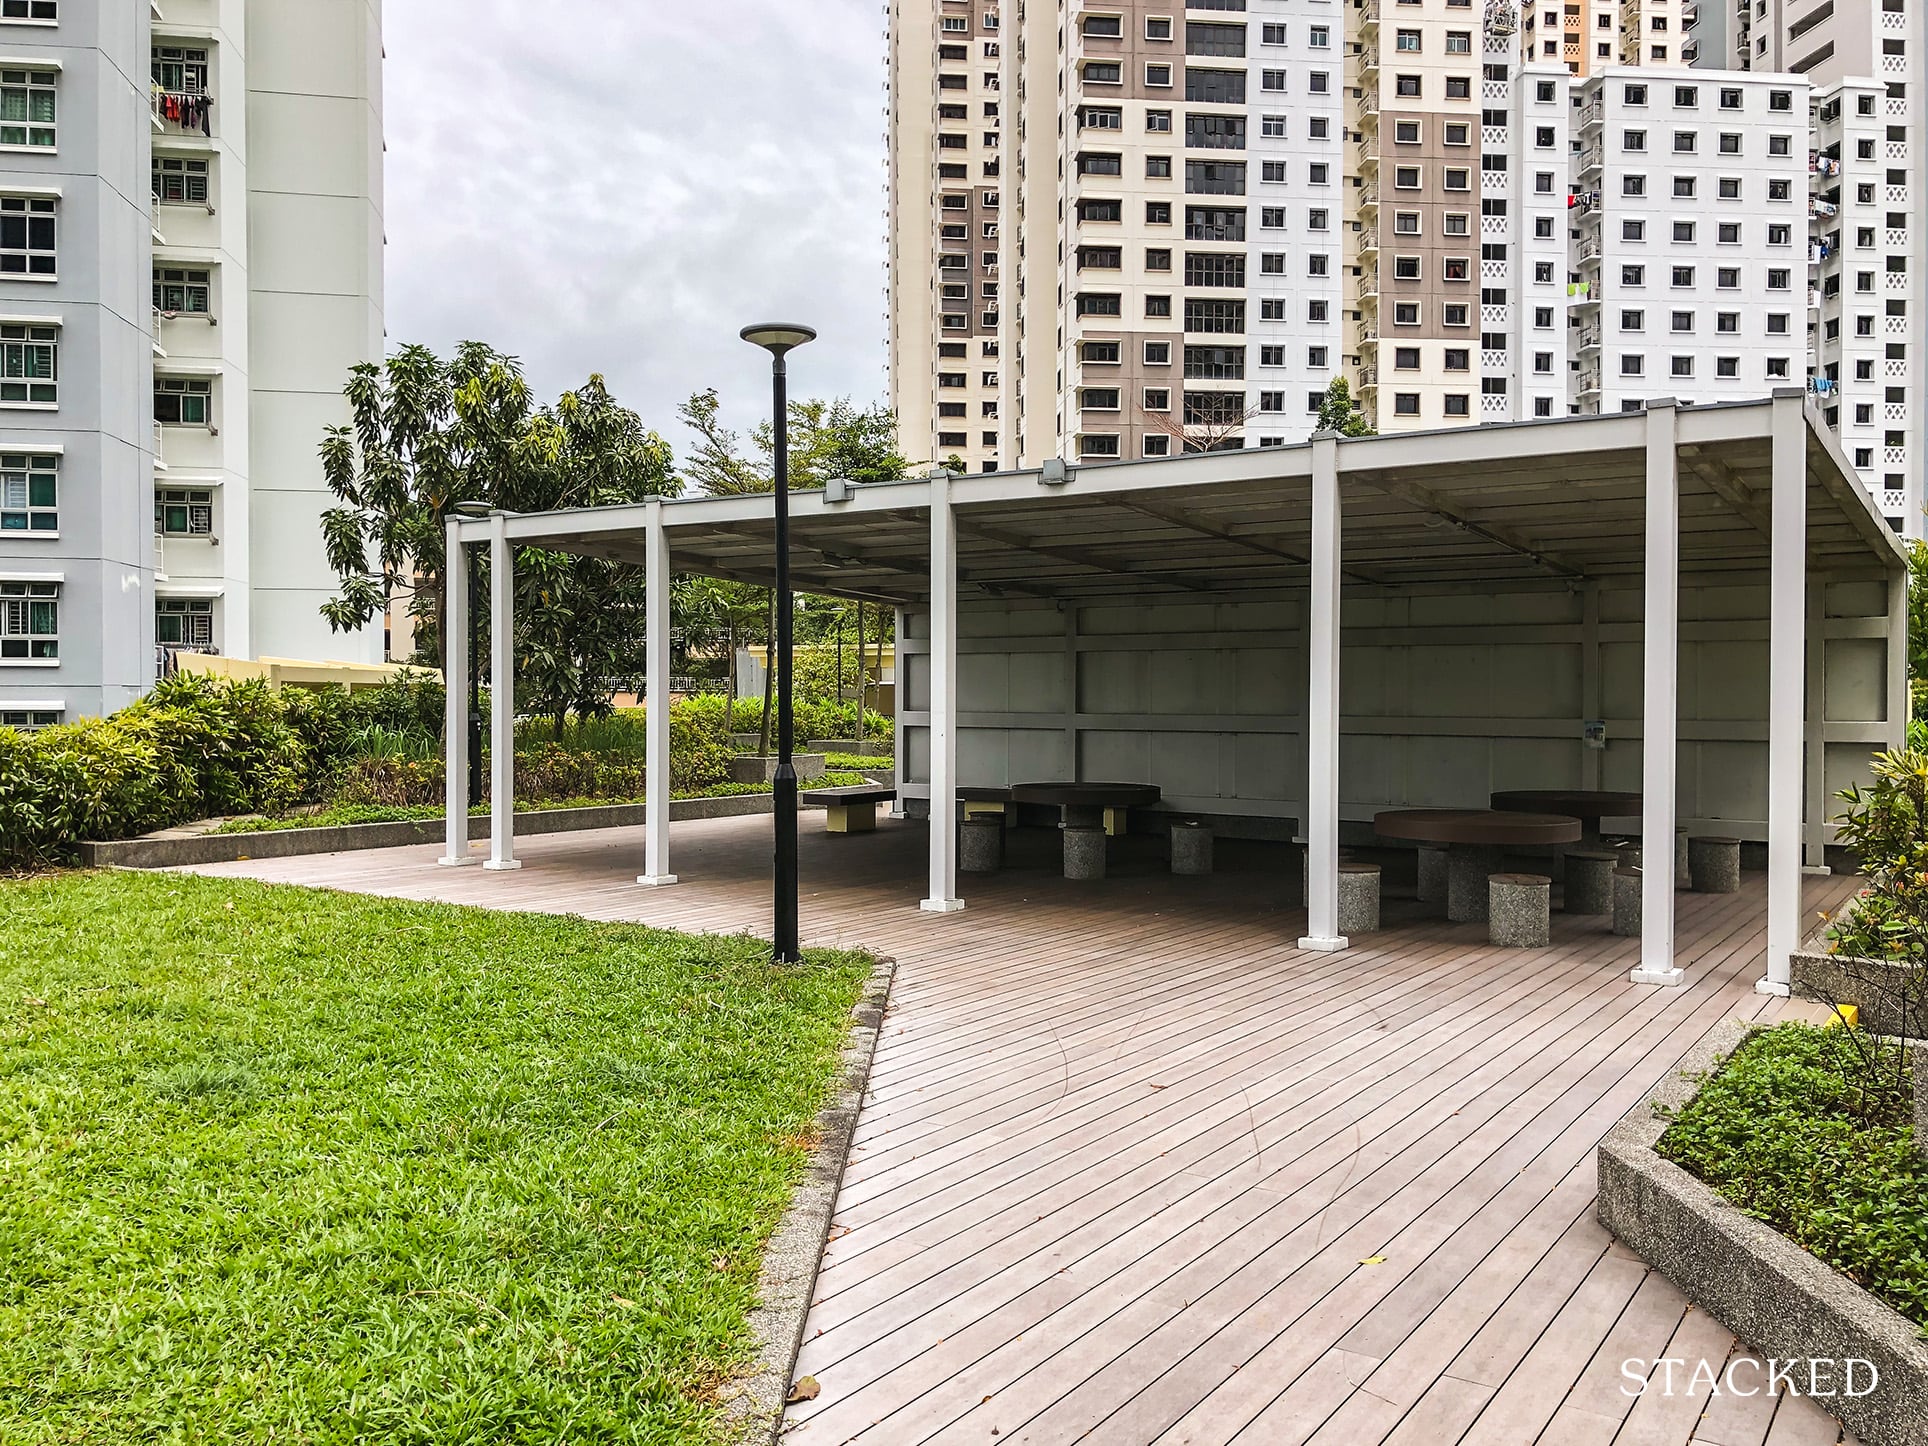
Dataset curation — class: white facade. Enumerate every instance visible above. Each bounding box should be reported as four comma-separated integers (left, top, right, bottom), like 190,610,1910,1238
0,0,383,725
1571,69,1813,415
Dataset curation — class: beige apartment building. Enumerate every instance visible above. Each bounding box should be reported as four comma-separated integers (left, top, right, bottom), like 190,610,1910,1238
887,0,1918,530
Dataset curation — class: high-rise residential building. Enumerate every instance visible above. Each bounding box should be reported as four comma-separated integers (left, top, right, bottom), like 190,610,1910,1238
1569,70,1813,414
886,0,1915,527
1712,0,1924,533
0,0,385,726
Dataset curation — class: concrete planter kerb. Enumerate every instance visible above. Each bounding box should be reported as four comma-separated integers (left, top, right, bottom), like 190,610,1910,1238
1597,1017,1928,1446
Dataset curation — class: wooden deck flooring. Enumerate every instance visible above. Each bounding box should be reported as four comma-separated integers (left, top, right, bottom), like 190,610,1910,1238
181,816,1863,1445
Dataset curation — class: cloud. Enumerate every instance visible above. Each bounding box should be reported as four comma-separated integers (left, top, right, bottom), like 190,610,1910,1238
382,0,889,456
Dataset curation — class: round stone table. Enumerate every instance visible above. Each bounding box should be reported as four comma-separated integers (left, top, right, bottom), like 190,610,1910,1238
1372,808,1583,923
1491,790,1641,849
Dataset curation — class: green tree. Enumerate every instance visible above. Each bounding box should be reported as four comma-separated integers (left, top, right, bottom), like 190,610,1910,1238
676,388,767,496
1908,540,1928,719
754,398,910,488
1314,376,1376,437
319,347,676,731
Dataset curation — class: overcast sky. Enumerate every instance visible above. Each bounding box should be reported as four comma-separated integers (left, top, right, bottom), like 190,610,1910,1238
383,0,888,456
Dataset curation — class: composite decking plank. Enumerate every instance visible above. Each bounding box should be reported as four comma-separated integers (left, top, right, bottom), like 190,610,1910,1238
178,818,1859,1446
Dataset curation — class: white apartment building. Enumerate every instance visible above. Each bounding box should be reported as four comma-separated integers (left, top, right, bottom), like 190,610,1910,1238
1569,70,1813,415
887,0,1916,528
0,0,384,725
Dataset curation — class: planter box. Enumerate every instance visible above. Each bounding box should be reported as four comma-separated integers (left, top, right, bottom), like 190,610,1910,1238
1793,946,1922,1040
808,739,892,758
81,793,794,871
728,753,827,786
1597,1017,1928,1446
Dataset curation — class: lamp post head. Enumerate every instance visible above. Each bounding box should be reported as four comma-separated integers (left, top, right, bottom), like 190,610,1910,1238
450,499,492,519
741,322,818,358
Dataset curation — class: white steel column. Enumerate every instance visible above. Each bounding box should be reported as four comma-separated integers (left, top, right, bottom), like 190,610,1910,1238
1761,389,1807,994
1633,400,1681,986
439,516,474,866
891,606,908,818
1300,432,1346,953
1888,563,1909,756
639,500,677,887
484,512,521,871
921,476,964,913
1804,579,1828,871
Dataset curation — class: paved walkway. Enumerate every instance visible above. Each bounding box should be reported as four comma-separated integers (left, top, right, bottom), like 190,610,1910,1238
183,815,1861,1445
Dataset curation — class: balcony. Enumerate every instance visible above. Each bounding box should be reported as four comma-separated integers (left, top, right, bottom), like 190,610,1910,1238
1578,99,1604,131
1358,267,1379,302
1357,181,1379,210
1577,368,1603,396
1359,46,1379,80
1359,0,1379,32
1358,93,1379,126
1576,325,1602,351
150,87,213,139
1357,364,1379,391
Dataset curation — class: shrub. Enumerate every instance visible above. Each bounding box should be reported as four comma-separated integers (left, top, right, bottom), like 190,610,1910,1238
1826,749,1928,1052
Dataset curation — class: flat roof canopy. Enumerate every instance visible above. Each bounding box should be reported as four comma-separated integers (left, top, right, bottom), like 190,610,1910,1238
459,397,1907,601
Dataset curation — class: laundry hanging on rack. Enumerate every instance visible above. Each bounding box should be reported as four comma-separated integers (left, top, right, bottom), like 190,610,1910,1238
153,87,213,137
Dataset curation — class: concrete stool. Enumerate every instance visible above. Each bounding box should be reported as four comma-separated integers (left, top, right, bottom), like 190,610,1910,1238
1416,844,1450,909
1447,845,1503,923
960,816,1003,874
1338,861,1381,935
1675,826,1691,890
1063,825,1107,881
1612,866,1643,938
1170,820,1214,875
1564,849,1619,915
1688,835,1742,894
1489,873,1552,948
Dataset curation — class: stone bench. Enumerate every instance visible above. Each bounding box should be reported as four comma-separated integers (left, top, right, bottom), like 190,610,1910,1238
961,815,1003,873
1688,835,1742,894
1490,873,1551,948
1613,865,1643,938
1170,820,1213,876
800,785,896,834
1563,848,1619,915
1339,861,1381,935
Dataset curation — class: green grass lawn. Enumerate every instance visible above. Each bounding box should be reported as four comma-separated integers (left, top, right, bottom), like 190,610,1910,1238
1657,1023,1927,1329
0,871,871,1443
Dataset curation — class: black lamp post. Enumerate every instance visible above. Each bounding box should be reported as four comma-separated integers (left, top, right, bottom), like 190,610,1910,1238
450,500,491,808
741,322,817,964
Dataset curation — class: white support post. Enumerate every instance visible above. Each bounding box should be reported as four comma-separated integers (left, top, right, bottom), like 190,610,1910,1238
891,605,908,818
639,500,677,887
1581,581,1602,793
484,512,521,871
1804,578,1829,872
1633,401,1681,986
440,515,474,866
1300,432,1346,953
1888,563,1909,756
922,477,964,913
1760,389,1808,994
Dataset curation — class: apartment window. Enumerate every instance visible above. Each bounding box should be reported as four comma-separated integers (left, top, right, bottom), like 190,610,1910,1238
1672,179,1695,201
1308,116,1329,139
1079,434,1120,458
1185,159,1245,194
1184,251,1245,287
1078,152,1122,176
1393,302,1420,326
1717,357,1739,378
1260,114,1285,139
1446,304,1471,327
1079,387,1121,411
1444,168,1469,191
1260,346,1284,366
1394,211,1420,236
1309,25,1329,47
1308,161,1331,185
1082,14,1122,38
1260,21,1285,43
1185,67,1245,104
1307,346,1327,368
1533,307,1552,328
1672,221,1695,242
1766,358,1791,378
1767,268,1790,290
0,1,57,18
1393,393,1420,417
1769,89,1793,112
1717,222,1739,244
1146,16,1173,41
1147,109,1173,133
1146,201,1172,224
151,46,209,95
1621,308,1645,332
1395,74,1420,98
1260,252,1286,275
1308,207,1328,231
1622,175,1646,197
1143,340,1172,365
0,194,51,277
1766,313,1789,335
0,69,55,148
0,322,53,404
1443,394,1470,417
1394,346,1420,370
1447,347,1473,372
1395,120,1420,145
1080,106,1123,131
1137,386,1169,413
1715,312,1738,334
1145,294,1172,318
0,578,55,658
1146,62,1174,86
1623,220,1645,242
1393,255,1420,281
1186,21,1246,56
1258,391,1284,412
1767,179,1791,201
1261,298,1287,320
1261,206,1285,228
1673,131,1696,154
1622,265,1645,287
1260,160,1286,183
1186,113,1246,148
156,598,215,650
1146,156,1172,178
1260,68,1285,91
1184,204,1243,240
1146,247,1171,271
1307,71,1329,95
1717,267,1739,288
1078,198,1122,222
153,266,211,315
1767,223,1791,246
155,376,211,424
1670,310,1694,332
1445,77,1469,100
1623,130,1647,153
1142,435,1171,457
1443,212,1469,237
0,708,59,728
1081,61,1122,84
1621,355,1645,376
0,451,53,532
153,156,210,205
1307,300,1329,322
1625,84,1647,106
1445,122,1470,147
1767,134,1791,158
1184,298,1245,332
156,486,213,536
1670,356,1693,378
1446,30,1471,54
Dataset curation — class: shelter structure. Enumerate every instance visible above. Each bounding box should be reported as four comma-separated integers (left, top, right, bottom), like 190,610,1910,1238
439,391,1907,992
